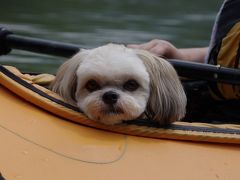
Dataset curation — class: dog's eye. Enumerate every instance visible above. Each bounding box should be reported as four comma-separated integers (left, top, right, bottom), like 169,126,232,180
85,80,101,92
123,80,139,91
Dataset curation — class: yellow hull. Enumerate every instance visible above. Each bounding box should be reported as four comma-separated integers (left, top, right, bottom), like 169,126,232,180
1,65,240,180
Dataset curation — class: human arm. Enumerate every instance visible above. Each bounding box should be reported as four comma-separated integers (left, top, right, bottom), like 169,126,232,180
127,39,208,63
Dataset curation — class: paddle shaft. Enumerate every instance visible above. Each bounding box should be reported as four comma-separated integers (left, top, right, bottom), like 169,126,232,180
170,60,240,85
0,28,240,85
6,34,80,58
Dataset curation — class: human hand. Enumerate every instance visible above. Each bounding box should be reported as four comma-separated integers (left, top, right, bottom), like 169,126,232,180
127,39,184,59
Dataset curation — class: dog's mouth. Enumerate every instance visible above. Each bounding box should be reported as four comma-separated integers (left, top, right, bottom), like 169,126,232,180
102,106,124,115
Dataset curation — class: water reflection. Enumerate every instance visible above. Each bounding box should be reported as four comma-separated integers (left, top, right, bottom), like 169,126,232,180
0,0,221,73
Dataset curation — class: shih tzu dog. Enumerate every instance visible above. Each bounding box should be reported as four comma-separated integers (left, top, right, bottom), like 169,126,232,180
50,44,186,125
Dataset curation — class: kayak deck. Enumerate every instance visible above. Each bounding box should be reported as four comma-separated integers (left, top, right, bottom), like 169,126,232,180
1,85,240,180
1,65,240,179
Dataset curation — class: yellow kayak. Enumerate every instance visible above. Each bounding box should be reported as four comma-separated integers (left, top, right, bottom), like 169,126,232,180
1,65,240,180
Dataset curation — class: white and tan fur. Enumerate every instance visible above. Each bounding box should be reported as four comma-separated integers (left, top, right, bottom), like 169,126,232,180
50,44,186,125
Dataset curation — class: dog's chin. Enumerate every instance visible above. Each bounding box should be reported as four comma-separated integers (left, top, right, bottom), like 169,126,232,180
84,105,143,125
87,112,137,125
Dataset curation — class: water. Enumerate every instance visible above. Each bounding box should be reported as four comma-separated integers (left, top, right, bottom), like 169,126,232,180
0,0,222,73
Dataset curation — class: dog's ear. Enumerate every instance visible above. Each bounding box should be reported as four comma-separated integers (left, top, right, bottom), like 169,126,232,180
50,50,88,105
135,50,187,125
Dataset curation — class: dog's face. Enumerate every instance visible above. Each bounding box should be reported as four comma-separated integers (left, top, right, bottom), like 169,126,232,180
75,45,150,124
51,44,187,125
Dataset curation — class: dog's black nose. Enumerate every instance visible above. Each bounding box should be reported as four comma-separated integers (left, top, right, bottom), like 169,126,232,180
102,91,119,105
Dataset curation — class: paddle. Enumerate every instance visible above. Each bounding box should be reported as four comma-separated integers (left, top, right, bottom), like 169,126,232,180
0,27,240,85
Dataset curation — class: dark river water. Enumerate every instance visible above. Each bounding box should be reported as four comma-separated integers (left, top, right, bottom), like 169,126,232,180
0,0,222,73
